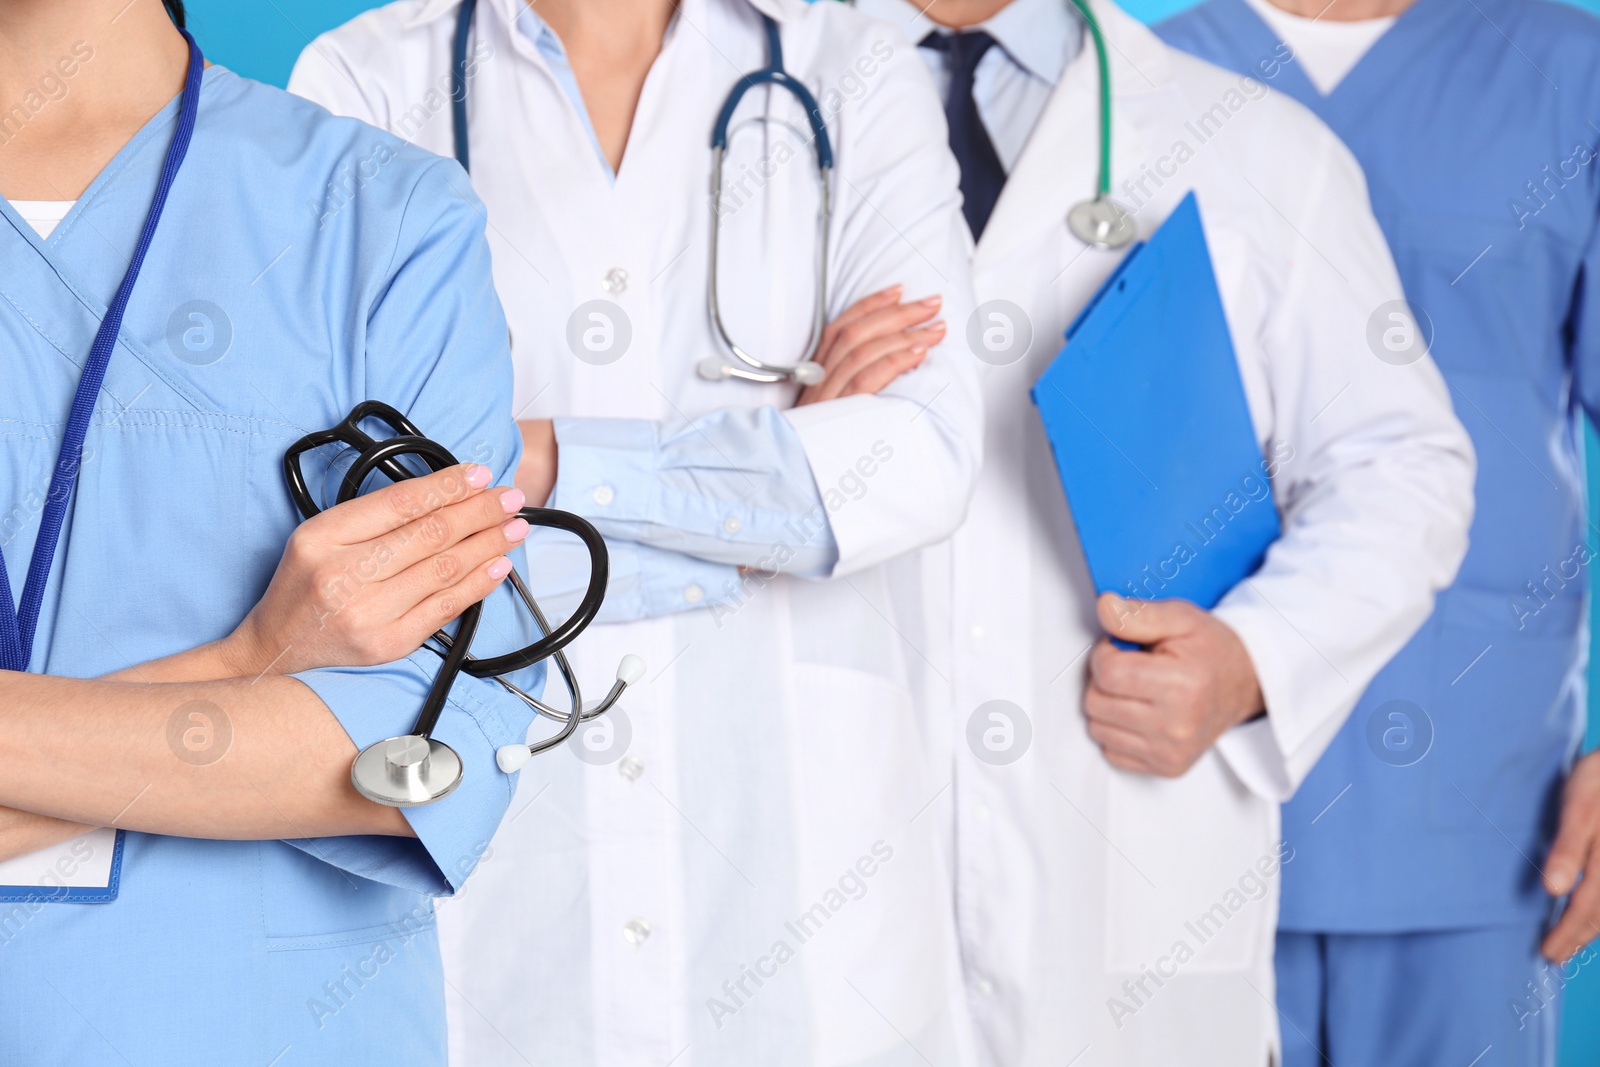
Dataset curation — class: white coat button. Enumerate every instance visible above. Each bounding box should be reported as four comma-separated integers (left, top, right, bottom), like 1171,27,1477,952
723,516,742,534
684,584,704,604
974,804,991,822
591,485,615,506
618,755,645,782
604,268,629,294
622,917,651,945
974,975,994,996
970,624,985,642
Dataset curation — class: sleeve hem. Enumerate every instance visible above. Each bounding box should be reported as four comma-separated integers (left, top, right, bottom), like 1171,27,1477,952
1211,601,1296,802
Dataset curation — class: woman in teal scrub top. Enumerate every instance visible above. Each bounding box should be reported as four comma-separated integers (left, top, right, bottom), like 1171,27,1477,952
0,0,548,1061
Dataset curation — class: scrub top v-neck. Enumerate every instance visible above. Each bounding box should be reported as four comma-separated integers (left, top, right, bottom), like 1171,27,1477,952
0,56,545,1067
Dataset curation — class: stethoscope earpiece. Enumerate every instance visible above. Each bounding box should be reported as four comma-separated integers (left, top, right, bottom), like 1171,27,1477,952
791,362,826,387
495,743,533,774
616,654,647,687
495,652,647,773
697,357,732,381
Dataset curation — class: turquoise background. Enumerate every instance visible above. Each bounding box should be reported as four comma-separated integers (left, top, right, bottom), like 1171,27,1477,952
184,0,1600,1059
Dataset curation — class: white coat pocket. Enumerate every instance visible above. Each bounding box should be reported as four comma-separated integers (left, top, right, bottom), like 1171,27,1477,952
790,662,953,1065
1103,752,1277,976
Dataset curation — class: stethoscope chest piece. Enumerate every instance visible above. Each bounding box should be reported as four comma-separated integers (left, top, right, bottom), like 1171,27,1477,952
352,734,464,808
1068,196,1137,250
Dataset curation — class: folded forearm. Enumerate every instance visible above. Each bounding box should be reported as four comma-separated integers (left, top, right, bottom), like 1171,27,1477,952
101,637,253,685
0,807,94,864
0,670,409,840
0,646,244,862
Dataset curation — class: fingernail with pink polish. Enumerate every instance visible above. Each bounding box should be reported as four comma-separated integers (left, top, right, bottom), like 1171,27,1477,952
487,557,513,580
919,295,942,307
502,517,530,543
499,488,525,514
464,464,491,488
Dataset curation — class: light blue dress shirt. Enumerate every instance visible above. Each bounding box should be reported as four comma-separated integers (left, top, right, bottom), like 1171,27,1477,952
0,69,544,1064
857,0,1082,172
512,8,840,617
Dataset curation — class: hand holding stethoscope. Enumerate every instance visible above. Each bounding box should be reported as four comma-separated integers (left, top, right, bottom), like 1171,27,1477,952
283,403,643,806
227,445,639,802
232,462,540,679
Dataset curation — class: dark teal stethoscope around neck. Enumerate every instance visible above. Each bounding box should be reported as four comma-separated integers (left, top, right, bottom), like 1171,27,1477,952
449,0,838,384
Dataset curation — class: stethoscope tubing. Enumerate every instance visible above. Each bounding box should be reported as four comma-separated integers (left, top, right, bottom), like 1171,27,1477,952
448,0,834,385
1064,0,1136,249
284,402,611,744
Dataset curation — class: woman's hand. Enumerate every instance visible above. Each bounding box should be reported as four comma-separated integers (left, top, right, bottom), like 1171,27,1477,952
795,285,946,407
216,463,530,678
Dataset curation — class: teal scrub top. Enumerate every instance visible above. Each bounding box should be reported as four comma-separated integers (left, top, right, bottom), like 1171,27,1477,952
0,67,544,1063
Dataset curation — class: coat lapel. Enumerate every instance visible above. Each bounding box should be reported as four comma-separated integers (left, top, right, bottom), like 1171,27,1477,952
974,0,1166,277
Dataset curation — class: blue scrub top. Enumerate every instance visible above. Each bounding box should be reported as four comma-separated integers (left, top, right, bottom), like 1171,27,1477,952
1159,0,1600,932
0,69,543,1062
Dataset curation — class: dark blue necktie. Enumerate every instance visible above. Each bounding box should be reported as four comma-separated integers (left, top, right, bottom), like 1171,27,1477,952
922,30,1007,240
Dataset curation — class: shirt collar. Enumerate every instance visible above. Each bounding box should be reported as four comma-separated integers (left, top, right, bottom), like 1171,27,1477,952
404,0,797,30
510,3,559,53
858,0,1082,87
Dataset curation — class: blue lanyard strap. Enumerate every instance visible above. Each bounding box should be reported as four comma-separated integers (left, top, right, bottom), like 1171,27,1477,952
0,30,205,673
451,0,479,171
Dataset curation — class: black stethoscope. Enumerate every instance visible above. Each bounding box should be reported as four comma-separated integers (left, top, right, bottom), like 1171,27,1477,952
450,0,837,384
286,404,642,806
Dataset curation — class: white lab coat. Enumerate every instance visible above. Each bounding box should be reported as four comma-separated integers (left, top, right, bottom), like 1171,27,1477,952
934,3,1475,1065
290,1,981,1065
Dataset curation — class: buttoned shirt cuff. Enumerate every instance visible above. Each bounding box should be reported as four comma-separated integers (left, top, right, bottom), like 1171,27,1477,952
550,413,839,578
521,523,743,624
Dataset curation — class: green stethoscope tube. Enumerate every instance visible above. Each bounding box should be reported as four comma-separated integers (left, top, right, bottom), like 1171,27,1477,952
1068,0,1113,200
1063,0,1136,249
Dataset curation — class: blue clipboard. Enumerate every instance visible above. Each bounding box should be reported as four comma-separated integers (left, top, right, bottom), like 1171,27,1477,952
1031,192,1279,619
0,829,126,904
